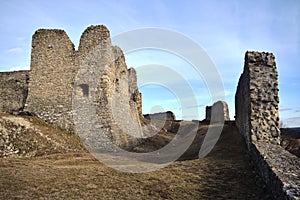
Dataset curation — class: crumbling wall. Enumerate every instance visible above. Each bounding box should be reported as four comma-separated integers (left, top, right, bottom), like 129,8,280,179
144,111,176,121
235,51,280,145
205,101,230,122
25,29,76,132
0,71,29,113
205,106,212,121
128,67,143,117
235,51,300,199
25,25,143,149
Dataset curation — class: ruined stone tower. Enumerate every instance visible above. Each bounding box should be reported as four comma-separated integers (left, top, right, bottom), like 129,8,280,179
25,25,143,149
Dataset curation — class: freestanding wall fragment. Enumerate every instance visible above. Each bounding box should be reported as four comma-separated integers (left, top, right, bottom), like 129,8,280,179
235,52,300,199
235,51,280,145
205,101,230,122
205,106,212,121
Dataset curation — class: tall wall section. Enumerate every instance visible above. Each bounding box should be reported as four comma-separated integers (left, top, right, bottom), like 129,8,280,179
25,25,143,149
235,51,299,199
0,71,29,113
25,29,76,132
236,51,280,145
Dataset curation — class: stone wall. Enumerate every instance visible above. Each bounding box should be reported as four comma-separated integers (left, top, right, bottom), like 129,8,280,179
205,101,230,122
205,106,212,121
143,111,176,121
235,51,280,145
25,29,76,132
128,67,143,117
235,51,300,199
25,25,143,149
0,71,29,113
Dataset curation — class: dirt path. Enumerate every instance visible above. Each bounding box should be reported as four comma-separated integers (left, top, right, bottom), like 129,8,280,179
0,125,273,199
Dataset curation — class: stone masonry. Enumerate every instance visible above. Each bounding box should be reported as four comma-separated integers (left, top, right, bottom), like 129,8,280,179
24,25,143,149
25,29,76,132
235,51,280,145
205,101,230,122
205,106,212,121
0,71,29,113
143,111,176,121
235,51,300,199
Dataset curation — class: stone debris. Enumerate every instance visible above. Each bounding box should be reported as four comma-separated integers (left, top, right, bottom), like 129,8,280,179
0,115,84,157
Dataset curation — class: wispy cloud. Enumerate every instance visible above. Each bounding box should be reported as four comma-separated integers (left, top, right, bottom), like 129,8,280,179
180,104,205,110
6,47,23,54
279,107,293,112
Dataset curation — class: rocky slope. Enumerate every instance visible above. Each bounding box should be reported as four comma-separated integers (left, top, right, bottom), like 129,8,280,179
0,113,85,158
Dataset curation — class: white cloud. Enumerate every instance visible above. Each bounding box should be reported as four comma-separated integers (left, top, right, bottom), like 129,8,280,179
9,66,30,71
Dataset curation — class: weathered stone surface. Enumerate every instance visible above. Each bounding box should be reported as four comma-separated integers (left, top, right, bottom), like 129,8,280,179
25,29,76,132
128,67,143,117
235,51,280,145
235,51,300,199
144,111,176,121
0,114,84,158
205,101,230,122
0,71,29,113
24,25,143,149
205,106,212,121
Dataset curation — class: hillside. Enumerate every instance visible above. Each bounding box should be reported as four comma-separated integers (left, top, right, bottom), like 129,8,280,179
0,115,273,199
0,113,85,157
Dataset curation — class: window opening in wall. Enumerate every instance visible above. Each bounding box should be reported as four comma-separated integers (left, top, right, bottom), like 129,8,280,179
79,84,89,97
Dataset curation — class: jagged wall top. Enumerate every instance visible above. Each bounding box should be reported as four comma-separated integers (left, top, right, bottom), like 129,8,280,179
235,51,280,145
78,25,111,54
25,25,143,148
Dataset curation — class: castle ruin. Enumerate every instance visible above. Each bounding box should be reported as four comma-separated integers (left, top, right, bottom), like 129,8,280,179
235,51,299,199
0,25,299,198
1,25,144,149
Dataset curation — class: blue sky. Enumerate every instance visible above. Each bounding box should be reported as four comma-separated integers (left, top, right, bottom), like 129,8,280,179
0,0,299,127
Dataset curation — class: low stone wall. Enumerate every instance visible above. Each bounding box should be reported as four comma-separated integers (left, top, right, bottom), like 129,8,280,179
0,71,29,113
143,111,176,121
235,51,300,199
249,141,300,199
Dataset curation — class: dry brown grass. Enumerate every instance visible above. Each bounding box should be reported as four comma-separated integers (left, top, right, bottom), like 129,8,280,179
0,116,273,199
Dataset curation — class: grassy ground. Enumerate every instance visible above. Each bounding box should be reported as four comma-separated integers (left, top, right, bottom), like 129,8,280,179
0,116,273,199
